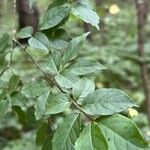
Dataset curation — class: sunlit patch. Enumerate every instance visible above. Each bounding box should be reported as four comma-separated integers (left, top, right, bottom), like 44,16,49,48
109,4,120,14
128,108,138,117
12,29,16,34
96,82,103,88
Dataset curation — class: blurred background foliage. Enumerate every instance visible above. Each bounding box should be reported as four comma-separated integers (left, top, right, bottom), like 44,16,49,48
0,0,150,149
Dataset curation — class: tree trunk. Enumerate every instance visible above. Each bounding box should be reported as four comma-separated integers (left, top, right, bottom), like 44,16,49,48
135,0,150,123
16,0,39,43
0,1,2,17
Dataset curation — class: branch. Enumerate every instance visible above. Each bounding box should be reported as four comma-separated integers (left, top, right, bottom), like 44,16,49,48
71,100,93,121
13,38,45,73
13,38,93,121
0,66,9,77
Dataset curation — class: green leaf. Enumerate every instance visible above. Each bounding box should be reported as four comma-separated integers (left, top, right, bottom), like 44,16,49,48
98,114,149,150
72,3,100,30
36,122,49,145
45,92,70,115
16,26,33,39
49,39,68,49
35,91,71,120
43,28,71,49
38,53,59,76
52,114,80,150
66,59,106,75
22,81,49,99
72,78,95,101
39,6,70,30
51,51,61,70
12,106,27,125
55,74,74,89
42,135,52,150
54,70,80,90
62,70,80,84
54,28,71,41
0,33,10,53
0,99,11,118
47,0,67,10
34,91,49,120
63,33,90,64
11,91,28,108
75,122,108,150
8,75,20,92
81,88,137,116
0,54,5,65
28,32,50,51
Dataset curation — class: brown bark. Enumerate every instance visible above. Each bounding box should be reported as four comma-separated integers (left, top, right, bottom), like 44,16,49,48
16,0,39,43
0,1,2,17
135,0,150,123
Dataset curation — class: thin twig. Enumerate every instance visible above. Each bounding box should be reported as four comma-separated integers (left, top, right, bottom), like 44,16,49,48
13,38,93,121
0,66,9,77
13,38,44,73
13,38,66,94
71,100,93,121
